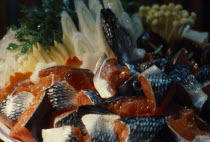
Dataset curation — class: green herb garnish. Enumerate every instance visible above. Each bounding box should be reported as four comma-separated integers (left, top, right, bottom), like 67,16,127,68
7,0,76,54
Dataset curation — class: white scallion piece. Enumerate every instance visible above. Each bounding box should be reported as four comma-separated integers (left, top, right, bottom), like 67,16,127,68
103,0,124,18
61,11,77,55
72,32,95,60
95,15,111,56
88,0,103,19
74,0,96,49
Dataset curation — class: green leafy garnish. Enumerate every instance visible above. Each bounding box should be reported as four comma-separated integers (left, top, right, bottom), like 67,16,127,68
7,43,20,50
7,0,76,54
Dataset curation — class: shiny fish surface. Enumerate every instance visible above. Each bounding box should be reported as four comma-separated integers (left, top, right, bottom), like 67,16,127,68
45,81,76,111
0,91,34,120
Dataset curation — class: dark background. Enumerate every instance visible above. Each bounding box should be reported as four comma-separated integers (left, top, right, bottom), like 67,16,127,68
0,0,210,39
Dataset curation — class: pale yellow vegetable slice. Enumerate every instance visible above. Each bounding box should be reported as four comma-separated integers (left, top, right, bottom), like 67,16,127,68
88,0,103,19
74,0,97,50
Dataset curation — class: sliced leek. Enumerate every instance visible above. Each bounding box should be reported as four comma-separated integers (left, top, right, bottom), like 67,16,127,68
72,32,95,60
88,0,103,19
74,0,96,50
61,11,77,40
103,0,124,18
95,15,111,56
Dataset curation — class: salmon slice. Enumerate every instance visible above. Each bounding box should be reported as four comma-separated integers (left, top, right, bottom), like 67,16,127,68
105,96,154,117
45,78,102,111
75,90,103,106
64,69,97,92
54,105,119,142
113,116,168,142
38,65,76,79
139,66,175,114
9,75,57,142
4,72,32,97
168,108,210,141
10,91,52,142
0,114,16,129
0,91,34,128
94,58,131,98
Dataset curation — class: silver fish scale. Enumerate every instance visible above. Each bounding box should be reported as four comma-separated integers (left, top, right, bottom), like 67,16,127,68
0,91,34,120
45,81,77,111
167,63,191,85
91,130,117,142
146,73,172,107
120,116,166,142
67,130,78,142
196,66,210,85
168,64,208,109
83,90,103,105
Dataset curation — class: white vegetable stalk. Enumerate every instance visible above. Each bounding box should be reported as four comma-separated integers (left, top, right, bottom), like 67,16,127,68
61,11,77,41
131,13,144,40
88,0,103,19
95,15,111,56
103,0,124,18
72,32,95,60
74,0,97,50
61,11,77,56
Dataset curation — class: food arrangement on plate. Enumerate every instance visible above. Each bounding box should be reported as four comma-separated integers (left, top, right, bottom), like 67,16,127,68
0,0,210,141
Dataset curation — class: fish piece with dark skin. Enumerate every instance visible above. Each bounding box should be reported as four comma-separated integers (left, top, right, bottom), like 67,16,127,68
0,91,34,128
101,8,145,73
45,80,103,111
139,66,173,108
0,91,34,121
94,58,131,99
10,90,52,142
195,65,210,87
166,63,208,110
54,105,119,141
114,116,176,142
45,80,77,111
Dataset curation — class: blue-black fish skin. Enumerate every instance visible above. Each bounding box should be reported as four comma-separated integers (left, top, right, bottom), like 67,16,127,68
83,90,103,105
100,8,142,73
166,63,191,85
0,91,34,120
145,73,173,107
196,66,210,85
54,105,113,132
119,116,167,142
45,81,76,111
166,63,208,109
